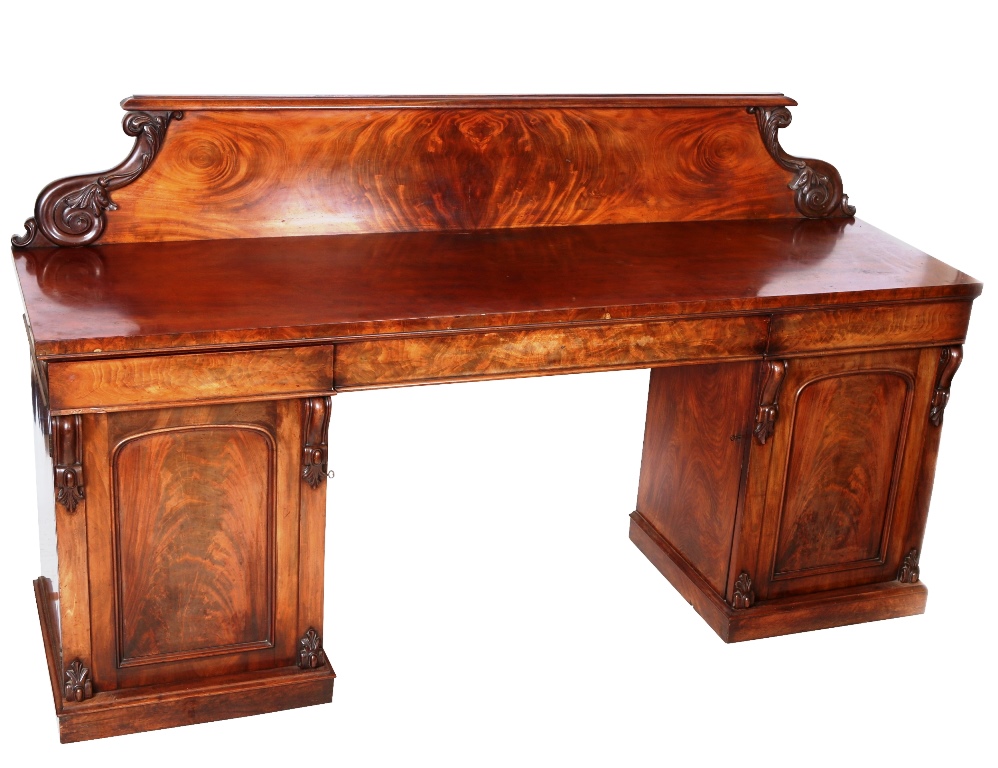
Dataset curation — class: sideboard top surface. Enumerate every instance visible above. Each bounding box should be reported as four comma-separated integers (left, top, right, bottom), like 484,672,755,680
15,218,981,358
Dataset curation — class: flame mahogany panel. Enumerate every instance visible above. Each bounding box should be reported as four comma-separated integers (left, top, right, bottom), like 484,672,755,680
113,425,275,665
83,401,305,692
101,105,800,244
773,372,911,576
747,349,937,602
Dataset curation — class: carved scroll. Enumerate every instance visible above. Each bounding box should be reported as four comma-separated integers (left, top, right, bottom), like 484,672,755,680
302,397,332,489
897,549,920,584
754,360,787,446
748,106,855,219
731,572,755,609
64,659,93,702
52,415,84,513
12,111,182,248
298,628,327,669
929,346,963,427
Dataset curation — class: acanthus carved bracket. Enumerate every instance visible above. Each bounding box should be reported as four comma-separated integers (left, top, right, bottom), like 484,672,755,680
731,571,755,610
298,628,327,669
64,659,93,702
12,110,183,248
754,360,787,446
748,106,856,219
929,346,963,427
898,549,921,584
52,415,84,513
302,396,332,489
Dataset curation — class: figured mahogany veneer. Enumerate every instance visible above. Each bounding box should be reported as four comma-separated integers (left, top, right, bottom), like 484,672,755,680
9,95,982,742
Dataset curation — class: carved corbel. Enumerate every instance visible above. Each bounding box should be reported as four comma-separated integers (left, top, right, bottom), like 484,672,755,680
731,572,755,610
52,415,84,513
897,549,920,584
747,106,856,219
12,110,183,248
302,397,332,489
64,659,93,702
754,360,787,445
298,628,327,669
929,346,963,427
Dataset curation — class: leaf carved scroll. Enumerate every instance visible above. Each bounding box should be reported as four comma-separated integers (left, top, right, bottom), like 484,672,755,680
748,106,856,219
12,110,183,248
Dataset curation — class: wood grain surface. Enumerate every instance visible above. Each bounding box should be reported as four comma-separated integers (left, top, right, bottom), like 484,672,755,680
334,316,768,389
747,349,937,601
113,425,275,665
773,371,911,575
47,345,334,411
53,662,334,743
82,402,305,691
635,362,756,597
768,300,974,355
14,219,980,358
95,105,801,244
629,511,928,643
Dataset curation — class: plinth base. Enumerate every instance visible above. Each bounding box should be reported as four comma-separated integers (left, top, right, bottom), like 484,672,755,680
628,513,928,642
34,578,335,743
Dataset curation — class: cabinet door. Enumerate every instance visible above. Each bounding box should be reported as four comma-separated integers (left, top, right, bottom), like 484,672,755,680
739,349,939,602
81,398,329,691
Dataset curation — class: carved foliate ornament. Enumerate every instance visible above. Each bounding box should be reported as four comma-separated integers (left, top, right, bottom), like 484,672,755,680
731,572,755,609
12,111,183,248
302,397,332,489
929,346,963,427
64,659,93,702
898,549,920,584
52,415,85,513
754,360,787,446
298,628,327,669
748,106,856,219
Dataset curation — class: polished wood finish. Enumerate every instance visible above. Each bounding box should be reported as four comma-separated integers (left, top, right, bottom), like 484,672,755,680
636,363,756,597
46,345,334,412
744,350,938,602
768,300,974,355
122,94,799,110
12,112,182,248
9,95,981,741
114,425,274,665
14,220,979,358
336,316,768,389
14,96,848,249
80,402,307,692
629,511,929,642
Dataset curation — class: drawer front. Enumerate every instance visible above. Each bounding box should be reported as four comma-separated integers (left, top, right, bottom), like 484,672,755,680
48,345,334,412
769,300,971,355
334,316,769,389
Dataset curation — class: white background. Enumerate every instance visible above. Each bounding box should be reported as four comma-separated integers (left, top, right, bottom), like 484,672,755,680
1,1,994,765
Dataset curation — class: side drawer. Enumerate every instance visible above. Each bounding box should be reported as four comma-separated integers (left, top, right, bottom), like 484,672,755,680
769,300,972,355
48,345,334,412
334,316,769,389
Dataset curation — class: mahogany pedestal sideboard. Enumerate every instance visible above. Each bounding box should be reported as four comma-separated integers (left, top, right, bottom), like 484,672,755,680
9,95,982,742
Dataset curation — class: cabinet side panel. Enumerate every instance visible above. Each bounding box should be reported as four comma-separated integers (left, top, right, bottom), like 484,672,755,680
636,362,756,596
32,372,59,638
113,427,275,665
